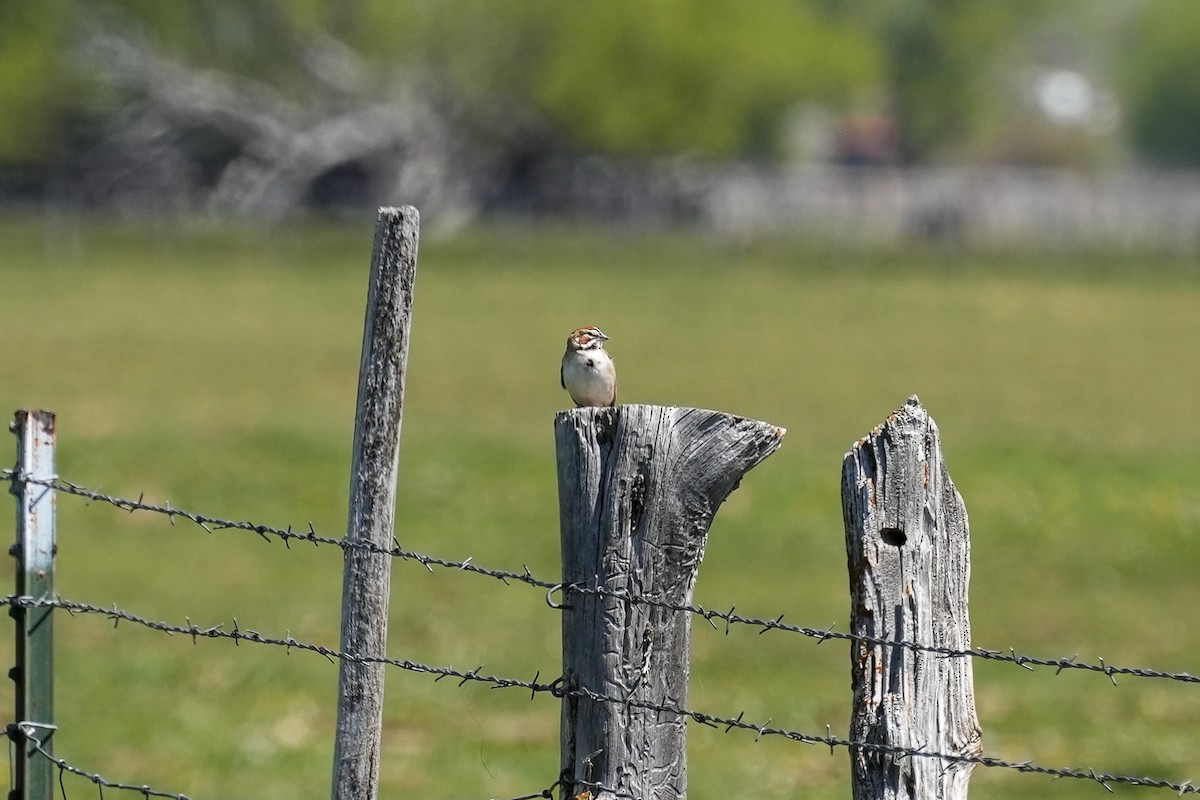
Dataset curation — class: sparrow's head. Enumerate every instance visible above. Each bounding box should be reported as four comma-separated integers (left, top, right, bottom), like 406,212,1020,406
566,326,609,351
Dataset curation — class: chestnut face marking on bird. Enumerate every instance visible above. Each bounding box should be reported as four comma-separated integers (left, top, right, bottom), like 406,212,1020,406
568,327,607,350
561,326,618,407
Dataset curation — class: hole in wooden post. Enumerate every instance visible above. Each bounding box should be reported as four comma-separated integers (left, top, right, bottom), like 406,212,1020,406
880,527,906,546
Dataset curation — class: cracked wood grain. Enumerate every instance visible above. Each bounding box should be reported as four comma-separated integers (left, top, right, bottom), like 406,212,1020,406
556,404,785,800
331,206,418,800
842,396,982,800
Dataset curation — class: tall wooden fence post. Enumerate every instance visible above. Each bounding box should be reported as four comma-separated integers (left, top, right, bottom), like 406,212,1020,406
841,396,982,800
331,206,419,800
10,409,57,800
556,405,784,800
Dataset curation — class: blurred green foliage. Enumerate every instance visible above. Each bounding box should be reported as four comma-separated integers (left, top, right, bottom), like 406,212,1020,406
0,0,1196,169
0,0,74,160
401,0,878,158
1119,0,1200,167
854,0,1051,160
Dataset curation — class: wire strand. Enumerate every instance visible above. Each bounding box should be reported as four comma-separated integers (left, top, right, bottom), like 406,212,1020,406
9,723,192,800
3,594,1196,796
9,470,1197,688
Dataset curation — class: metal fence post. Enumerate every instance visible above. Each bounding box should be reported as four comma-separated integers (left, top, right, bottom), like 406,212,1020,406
9,409,57,800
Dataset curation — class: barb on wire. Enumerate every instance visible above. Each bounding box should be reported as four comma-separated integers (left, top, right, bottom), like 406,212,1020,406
8,722,192,799
574,583,1200,687
11,471,1200,687
491,787,556,800
3,595,1196,796
10,472,562,589
0,593,544,686
489,773,637,800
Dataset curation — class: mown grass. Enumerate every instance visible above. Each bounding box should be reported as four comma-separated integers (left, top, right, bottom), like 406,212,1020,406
1,214,1198,798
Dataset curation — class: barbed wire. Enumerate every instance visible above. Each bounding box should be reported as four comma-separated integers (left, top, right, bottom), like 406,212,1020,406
491,773,638,800
493,785,558,800
4,470,559,588
3,594,1196,796
562,584,1200,688
8,721,629,800
8,470,1198,690
10,725,622,800
9,722,193,800
10,732,630,800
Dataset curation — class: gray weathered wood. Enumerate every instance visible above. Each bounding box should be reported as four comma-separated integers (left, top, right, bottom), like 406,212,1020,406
331,206,419,800
841,396,982,800
556,404,785,800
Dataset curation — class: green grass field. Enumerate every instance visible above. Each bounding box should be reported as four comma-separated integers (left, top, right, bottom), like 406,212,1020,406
1,215,1198,798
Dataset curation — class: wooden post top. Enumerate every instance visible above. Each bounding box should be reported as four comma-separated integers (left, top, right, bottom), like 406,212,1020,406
555,404,784,800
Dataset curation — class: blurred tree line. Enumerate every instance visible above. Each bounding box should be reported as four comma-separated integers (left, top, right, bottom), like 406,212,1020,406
0,0,1196,215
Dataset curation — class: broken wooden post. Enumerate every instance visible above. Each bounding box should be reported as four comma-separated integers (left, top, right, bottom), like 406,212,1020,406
556,404,785,800
841,396,982,800
331,206,419,800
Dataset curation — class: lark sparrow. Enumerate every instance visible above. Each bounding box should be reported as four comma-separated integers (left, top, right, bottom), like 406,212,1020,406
561,326,618,407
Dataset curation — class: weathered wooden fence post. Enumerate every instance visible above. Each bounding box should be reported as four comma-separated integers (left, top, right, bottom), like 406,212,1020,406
10,409,57,800
556,405,785,800
841,396,982,800
331,206,419,800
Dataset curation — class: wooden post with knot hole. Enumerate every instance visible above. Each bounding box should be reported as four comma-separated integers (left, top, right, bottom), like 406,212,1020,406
555,405,785,800
841,396,983,800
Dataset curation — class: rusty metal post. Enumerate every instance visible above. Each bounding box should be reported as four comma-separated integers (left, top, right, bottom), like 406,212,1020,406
9,410,58,800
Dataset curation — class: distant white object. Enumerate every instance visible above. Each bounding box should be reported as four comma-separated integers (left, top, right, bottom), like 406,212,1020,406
1035,69,1118,133
1037,69,1093,124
